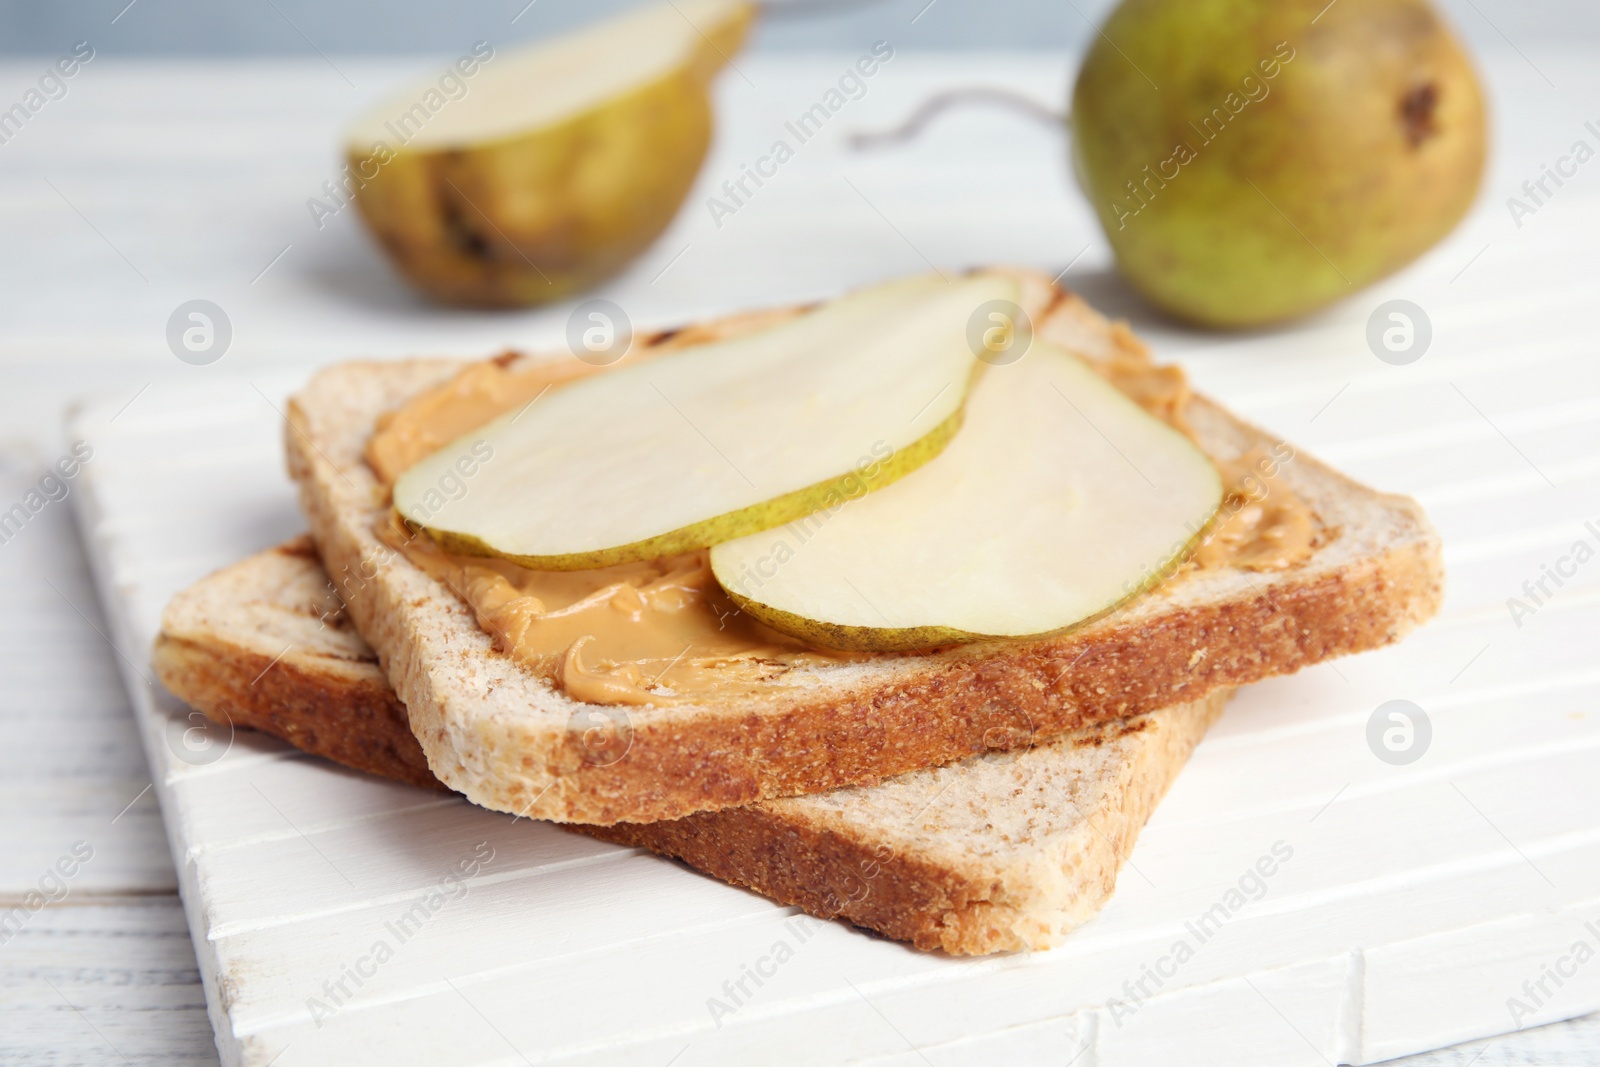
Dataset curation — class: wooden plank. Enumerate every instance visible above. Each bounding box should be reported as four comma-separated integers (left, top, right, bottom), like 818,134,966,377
0,903,219,1067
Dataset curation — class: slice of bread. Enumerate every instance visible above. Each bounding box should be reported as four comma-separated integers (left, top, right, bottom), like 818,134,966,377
154,539,1228,954
285,278,1442,824
153,537,443,791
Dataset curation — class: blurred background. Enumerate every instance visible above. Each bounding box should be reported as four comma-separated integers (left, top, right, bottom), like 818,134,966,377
0,0,1593,440
1,0,1596,54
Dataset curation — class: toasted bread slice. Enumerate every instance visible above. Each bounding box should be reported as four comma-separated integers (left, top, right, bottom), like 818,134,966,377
154,539,1227,953
285,278,1442,824
152,536,443,791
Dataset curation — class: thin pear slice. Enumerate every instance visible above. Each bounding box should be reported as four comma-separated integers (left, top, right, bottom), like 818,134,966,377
710,342,1224,650
395,273,1019,569
344,0,754,308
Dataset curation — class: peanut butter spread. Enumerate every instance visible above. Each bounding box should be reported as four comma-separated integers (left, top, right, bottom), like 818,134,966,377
376,513,844,705
1195,446,1317,571
364,297,1316,705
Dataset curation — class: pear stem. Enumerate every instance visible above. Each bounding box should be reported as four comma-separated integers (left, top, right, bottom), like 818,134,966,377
848,87,1067,151
756,0,897,18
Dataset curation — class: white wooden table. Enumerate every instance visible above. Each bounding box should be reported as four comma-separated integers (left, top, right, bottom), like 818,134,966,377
3,48,1599,1064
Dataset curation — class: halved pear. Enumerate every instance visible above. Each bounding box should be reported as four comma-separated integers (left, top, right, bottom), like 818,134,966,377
709,342,1224,650
395,273,1021,569
345,0,753,308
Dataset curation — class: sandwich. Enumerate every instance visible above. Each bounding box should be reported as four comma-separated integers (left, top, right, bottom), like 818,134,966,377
279,268,1441,824
153,269,1441,952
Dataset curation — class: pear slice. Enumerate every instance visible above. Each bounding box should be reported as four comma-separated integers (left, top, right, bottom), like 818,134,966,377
709,342,1224,651
395,273,1020,569
344,0,753,308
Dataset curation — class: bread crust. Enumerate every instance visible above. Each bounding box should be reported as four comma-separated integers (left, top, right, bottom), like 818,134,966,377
588,691,1226,954
154,633,446,792
284,289,1443,825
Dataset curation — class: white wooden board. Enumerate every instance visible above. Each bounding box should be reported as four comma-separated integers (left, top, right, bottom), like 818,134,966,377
32,48,1600,1066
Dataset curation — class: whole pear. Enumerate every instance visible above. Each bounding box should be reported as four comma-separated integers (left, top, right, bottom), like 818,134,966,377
1071,0,1487,328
